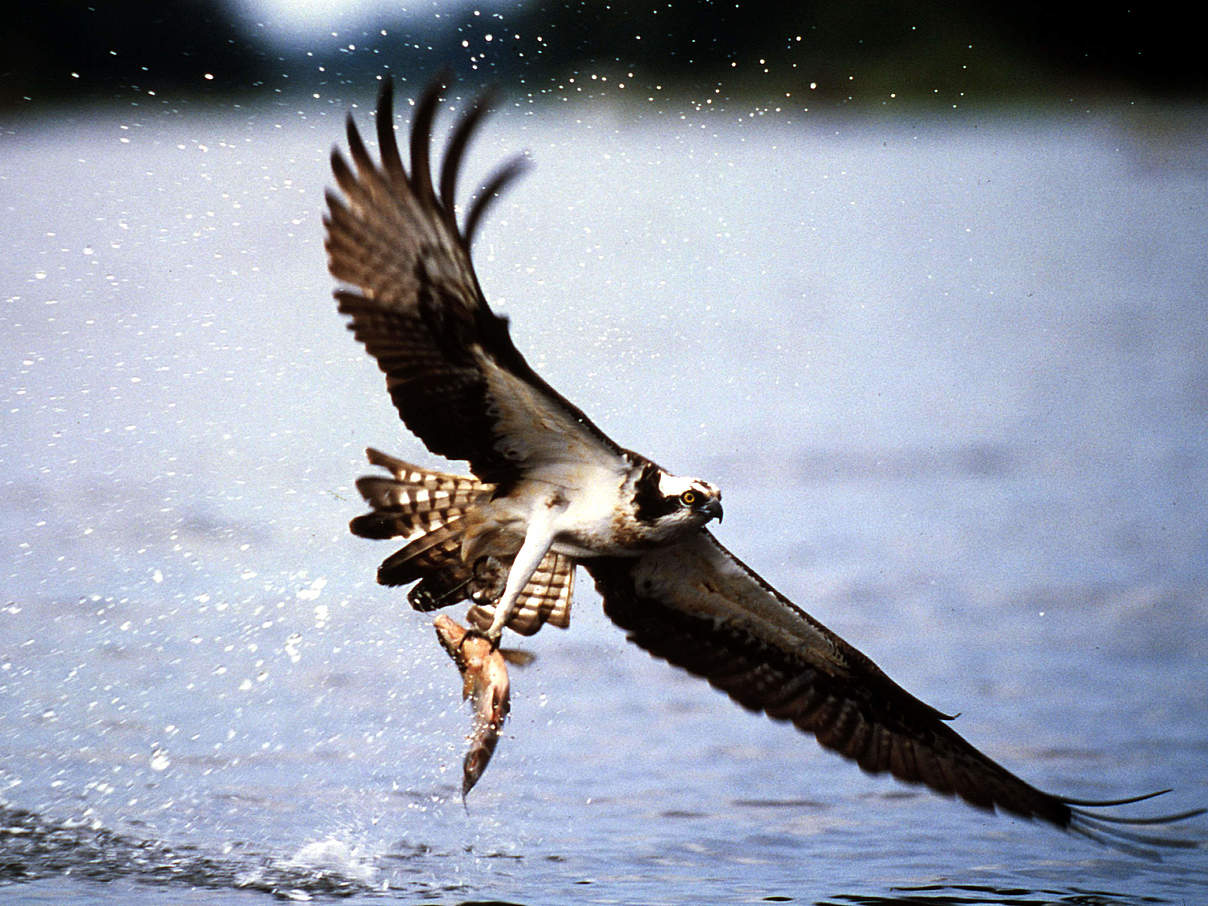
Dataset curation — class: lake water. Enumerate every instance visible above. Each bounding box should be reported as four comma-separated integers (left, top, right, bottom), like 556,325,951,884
2,90,1207,903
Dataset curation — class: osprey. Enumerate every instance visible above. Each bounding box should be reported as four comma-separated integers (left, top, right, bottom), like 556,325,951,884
324,75,1200,852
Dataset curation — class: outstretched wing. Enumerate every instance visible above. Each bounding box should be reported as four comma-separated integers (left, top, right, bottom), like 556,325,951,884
324,76,624,484
586,532,1202,852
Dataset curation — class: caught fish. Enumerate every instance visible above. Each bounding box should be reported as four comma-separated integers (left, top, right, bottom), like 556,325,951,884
433,614,525,798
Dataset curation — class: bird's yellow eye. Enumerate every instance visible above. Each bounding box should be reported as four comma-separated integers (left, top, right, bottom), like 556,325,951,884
680,490,697,506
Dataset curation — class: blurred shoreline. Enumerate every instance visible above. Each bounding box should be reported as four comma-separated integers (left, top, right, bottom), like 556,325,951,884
4,1,1204,113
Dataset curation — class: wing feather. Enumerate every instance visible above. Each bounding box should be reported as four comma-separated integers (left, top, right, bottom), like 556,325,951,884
407,76,444,209
439,90,494,210
586,531,1202,846
325,76,623,483
374,79,406,182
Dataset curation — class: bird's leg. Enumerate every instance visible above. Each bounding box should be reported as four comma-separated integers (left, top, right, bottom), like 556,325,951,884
483,505,557,641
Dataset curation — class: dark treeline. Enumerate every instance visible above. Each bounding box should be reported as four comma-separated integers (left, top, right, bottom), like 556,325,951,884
4,0,1204,109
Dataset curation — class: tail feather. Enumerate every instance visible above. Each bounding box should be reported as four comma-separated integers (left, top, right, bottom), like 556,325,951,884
351,448,575,634
349,510,419,540
352,448,489,544
468,551,575,636
376,520,465,587
352,448,492,589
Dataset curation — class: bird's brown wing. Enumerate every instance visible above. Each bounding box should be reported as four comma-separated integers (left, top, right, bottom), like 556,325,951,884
586,530,1202,852
325,75,625,484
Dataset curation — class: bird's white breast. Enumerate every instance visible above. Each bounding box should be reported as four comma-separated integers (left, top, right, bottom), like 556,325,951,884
509,460,634,558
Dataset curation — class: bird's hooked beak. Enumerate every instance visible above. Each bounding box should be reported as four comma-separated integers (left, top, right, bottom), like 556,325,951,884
702,495,723,524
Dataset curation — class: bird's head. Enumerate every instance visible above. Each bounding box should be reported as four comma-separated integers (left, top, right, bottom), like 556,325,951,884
661,472,723,525
632,464,723,541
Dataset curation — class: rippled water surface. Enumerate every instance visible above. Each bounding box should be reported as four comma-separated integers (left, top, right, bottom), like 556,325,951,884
2,94,1207,903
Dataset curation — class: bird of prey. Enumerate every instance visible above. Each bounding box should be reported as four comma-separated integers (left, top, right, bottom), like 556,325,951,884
323,75,1200,852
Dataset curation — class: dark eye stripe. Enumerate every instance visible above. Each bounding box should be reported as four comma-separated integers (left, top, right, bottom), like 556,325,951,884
633,461,680,522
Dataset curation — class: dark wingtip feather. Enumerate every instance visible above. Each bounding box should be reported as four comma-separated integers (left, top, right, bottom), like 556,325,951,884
408,74,449,206
1066,791,1206,827
375,77,406,182
329,147,357,196
1069,817,1202,859
464,154,531,248
1076,805,1208,827
439,90,497,212
322,188,347,225
1059,790,1205,857
345,111,374,175
1061,788,1172,808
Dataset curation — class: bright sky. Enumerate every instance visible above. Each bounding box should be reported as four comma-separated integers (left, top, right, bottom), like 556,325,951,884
235,0,491,45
